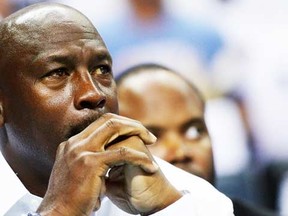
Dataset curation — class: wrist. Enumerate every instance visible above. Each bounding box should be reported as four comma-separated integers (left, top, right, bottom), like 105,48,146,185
142,186,182,216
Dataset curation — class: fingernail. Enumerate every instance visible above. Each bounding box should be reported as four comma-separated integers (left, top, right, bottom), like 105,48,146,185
149,132,157,142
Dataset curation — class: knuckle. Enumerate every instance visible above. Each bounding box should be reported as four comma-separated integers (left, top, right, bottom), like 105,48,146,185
63,140,83,161
119,147,128,157
77,153,92,167
57,141,71,157
57,141,67,153
100,113,113,121
99,113,108,120
105,118,117,130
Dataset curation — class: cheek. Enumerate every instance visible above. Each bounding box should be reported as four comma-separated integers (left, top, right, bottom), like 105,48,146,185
106,96,119,114
32,81,76,115
102,86,118,113
147,143,168,159
4,92,68,156
31,92,71,122
24,89,73,138
192,139,214,166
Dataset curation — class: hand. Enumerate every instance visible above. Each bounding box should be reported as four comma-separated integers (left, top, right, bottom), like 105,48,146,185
105,136,182,215
37,113,159,216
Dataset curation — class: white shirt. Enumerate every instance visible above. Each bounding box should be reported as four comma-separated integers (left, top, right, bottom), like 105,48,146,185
0,152,234,215
278,172,288,216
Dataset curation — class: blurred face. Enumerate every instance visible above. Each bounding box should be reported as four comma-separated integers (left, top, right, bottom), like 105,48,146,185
118,70,214,183
0,7,118,175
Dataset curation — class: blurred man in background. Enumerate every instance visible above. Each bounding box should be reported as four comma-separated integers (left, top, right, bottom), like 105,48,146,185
116,63,277,216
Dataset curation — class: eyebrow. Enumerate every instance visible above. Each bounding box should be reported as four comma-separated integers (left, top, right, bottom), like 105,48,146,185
181,118,206,130
144,117,206,133
33,49,112,65
44,54,77,65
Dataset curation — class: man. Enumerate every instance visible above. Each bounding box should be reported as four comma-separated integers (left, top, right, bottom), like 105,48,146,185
0,0,12,19
116,63,277,216
117,64,214,184
0,2,233,216
93,0,223,77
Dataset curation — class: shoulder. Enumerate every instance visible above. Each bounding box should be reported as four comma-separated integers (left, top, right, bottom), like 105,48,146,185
155,157,234,215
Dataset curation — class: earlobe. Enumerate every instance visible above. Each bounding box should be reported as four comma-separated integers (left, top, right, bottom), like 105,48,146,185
0,103,3,127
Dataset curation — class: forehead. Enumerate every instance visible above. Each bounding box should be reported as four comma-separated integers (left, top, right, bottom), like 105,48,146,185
122,71,202,105
119,71,204,122
3,4,106,59
144,77,202,111
0,5,111,89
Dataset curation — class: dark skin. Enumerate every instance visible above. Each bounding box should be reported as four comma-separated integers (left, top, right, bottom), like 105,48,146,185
0,3,181,215
117,69,214,184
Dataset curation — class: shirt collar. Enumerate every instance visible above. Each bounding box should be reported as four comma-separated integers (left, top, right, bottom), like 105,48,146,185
0,151,28,215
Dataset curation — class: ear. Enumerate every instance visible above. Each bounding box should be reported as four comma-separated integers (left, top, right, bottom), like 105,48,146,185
0,93,4,127
0,104,3,127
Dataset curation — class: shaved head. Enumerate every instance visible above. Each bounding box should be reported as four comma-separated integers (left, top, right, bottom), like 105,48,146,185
0,3,116,196
116,64,214,184
0,3,104,86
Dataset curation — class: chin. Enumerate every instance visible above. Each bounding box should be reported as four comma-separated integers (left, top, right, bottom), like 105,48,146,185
176,165,204,178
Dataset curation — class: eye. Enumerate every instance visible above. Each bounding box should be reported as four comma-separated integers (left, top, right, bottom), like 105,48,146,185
91,65,111,76
45,67,69,78
185,125,206,140
40,67,70,87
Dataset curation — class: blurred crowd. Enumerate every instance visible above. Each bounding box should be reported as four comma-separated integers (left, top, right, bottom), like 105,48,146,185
1,0,288,214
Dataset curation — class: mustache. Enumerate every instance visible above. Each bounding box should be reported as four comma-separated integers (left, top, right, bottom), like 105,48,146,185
65,111,105,140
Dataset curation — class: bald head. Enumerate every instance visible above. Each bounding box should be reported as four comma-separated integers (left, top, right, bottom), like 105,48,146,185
116,64,214,184
0,3,117,196
0,2,98,42
116,64,205,117
0,2,105,85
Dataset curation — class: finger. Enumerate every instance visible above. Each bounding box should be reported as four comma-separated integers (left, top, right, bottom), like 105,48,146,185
78,113,155,142
105,147,158,174
105,164,143,215
105,179,138,215
82,114,157,151
93,197,102,212
106,166,125,182
106,136,159,174
68,145,158,178
93,176,106,212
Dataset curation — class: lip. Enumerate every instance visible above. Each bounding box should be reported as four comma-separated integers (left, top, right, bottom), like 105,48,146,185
65,109,106,139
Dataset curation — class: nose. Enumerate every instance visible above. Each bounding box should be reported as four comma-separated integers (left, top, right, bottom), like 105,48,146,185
163,132,188,163
74,72,106,110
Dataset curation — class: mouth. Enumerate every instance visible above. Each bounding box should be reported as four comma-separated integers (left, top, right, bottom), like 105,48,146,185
172,160,203,178
65,111,105,139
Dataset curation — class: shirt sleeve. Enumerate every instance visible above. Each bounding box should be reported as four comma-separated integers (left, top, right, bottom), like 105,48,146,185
153,157,235,216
